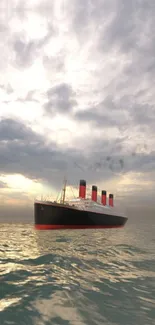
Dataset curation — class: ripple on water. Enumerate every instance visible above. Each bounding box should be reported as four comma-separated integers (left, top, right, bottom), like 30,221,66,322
0,223,155,325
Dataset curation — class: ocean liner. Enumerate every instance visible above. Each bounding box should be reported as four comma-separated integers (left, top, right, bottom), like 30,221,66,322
34,180,128,229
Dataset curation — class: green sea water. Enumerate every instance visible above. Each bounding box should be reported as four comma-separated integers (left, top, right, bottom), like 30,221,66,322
0,217,155,325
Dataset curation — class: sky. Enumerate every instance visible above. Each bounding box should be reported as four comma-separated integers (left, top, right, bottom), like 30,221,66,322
0,0,155,220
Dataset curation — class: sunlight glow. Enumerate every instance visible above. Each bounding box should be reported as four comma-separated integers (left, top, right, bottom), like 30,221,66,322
0,174,43,193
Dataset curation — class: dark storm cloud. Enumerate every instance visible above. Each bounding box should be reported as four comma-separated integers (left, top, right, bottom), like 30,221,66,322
0,118,83,180
106,95,155,132
0,118,125,189
75,93,155,135
130,102,155,130
44,83,77,114
74,106,128,129
1,118,155,193
0,118,64,187
0,118,39,141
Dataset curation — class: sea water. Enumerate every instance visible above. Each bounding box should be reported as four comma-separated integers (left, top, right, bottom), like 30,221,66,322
0,216,155,325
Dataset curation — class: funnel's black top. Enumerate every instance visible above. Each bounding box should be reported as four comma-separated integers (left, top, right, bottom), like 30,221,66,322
80,180,86,186
102,190,106,195
109,194,113,198
92,185,97,191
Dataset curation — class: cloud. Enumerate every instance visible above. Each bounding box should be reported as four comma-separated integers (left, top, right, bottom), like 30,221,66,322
0,118,38,141
44,83,77,114
12,27,54,69
42,54,65,75
74,104,129,130
0,0,155,212
0,5,56,71
74,93,155,152
100,1,137,53
0,117,124,189
0,180,8,189
0,118,79,188
0,189,30,203
0,83,13,94
16,90,39,103
0,117,155,196
13,38,35,68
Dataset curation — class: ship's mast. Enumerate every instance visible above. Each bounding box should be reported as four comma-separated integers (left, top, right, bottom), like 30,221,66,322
62,178,67,204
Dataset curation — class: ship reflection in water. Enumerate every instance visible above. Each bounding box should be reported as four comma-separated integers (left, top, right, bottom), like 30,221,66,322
0,222,155,325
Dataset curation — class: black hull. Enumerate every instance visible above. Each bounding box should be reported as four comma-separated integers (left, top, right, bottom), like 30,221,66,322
34,202,128,230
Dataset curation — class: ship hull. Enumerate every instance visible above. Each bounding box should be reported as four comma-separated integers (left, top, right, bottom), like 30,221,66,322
34,202,127,230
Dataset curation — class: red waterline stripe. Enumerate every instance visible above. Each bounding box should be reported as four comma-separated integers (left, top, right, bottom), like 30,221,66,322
35,224,124,230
